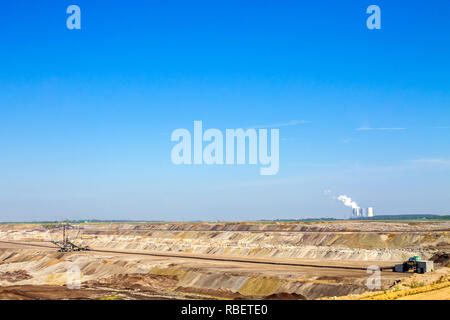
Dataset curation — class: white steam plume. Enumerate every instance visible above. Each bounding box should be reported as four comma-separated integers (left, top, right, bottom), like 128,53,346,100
337,195,359,209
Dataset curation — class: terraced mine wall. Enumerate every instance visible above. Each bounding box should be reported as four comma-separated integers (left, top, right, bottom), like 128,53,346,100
0,248,377,299
0,222,448,299
2,222,448,262
78,222,450,261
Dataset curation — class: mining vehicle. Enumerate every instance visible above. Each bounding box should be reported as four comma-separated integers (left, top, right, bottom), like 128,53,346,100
50,223,91,252
393,256,434,273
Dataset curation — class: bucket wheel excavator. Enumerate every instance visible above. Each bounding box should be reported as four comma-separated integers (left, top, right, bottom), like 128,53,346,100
50,223,90,252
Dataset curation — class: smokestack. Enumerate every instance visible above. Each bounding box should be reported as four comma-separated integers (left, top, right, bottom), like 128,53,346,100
367,207,374,217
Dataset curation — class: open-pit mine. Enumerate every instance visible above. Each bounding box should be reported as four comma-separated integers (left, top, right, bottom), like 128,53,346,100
0,221,449,300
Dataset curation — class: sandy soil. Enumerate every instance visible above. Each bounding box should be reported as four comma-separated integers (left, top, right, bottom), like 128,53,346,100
396,286,450,300
0,221,448,300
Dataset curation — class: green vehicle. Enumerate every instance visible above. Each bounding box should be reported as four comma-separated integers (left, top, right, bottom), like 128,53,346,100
409,256,422,262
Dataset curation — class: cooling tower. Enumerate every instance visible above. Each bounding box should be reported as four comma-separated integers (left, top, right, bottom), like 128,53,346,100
352,207,362,217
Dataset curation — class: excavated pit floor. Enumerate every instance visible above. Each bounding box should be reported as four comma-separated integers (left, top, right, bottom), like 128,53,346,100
0,221,448,300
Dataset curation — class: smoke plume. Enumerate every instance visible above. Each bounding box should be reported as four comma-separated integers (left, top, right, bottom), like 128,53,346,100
337,195,359,209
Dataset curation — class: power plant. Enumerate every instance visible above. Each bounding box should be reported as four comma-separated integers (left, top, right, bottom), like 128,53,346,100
352,206,374,218
335,195,375,219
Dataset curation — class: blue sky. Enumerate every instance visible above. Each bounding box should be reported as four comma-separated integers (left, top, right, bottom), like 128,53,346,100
0,1,449,221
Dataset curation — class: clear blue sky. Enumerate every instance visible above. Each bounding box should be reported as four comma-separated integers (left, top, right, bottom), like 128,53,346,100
0,1,449,221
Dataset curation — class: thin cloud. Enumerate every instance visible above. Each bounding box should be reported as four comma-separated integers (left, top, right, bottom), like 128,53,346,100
356,127,406,131
412,159,450,165
249,120,310,129
339,138,352,144
377,127,406,131
356,126,373,131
